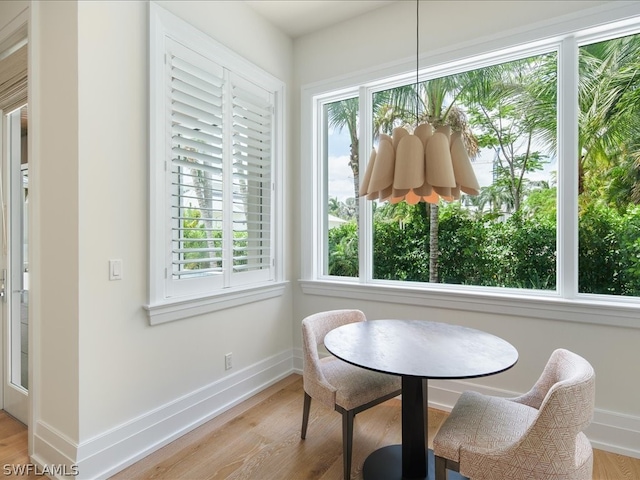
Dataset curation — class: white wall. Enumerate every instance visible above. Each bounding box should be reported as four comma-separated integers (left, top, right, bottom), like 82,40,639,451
31,0,81,448
292,0,640,459
28,1,295,477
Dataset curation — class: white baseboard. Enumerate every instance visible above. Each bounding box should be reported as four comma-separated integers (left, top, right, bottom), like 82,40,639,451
587,408,640,459
32,349,295,480
292,346,303,374
428,379,640,460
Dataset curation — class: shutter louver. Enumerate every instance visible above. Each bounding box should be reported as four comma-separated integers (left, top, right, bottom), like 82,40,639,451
168,44,225,279
231,80,273,275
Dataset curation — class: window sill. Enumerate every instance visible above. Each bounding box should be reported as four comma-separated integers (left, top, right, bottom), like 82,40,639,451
145,281,288,325
299,279,640,329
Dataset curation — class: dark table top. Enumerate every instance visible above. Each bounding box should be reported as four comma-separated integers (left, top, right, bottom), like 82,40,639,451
324,319,518,379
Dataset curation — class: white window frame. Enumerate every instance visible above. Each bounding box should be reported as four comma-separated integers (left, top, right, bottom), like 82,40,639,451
147,3,286,325
300,3,640,329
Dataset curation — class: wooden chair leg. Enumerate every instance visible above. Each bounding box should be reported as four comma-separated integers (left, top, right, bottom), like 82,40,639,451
342,410,355,480
301,392,311,439
435,454,447,480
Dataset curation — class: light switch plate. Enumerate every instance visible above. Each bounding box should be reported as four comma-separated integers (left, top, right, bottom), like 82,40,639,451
109,259,123,281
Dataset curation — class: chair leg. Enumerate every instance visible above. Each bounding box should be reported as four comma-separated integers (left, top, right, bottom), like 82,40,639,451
435,455,447,480
301,392,311,439
342,410,355,480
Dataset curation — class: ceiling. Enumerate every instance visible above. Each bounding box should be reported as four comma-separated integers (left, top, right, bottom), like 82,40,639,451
244,1,398,38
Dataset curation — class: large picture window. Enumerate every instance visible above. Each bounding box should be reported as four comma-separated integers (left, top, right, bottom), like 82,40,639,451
305,10,640,324
324,52,559,290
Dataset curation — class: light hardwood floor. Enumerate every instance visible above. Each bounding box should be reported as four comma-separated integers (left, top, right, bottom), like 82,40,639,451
0,411,40,479
2,374,639,479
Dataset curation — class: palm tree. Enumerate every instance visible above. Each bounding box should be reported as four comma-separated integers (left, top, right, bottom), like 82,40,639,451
326,98,360,222
328,196,341,217
373,77,479,283
460,55,556,214
578,34,640,205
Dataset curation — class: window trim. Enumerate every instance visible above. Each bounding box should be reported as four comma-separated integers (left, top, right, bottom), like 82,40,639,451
299,279,640,329
300,1,640,329
147,2,286,324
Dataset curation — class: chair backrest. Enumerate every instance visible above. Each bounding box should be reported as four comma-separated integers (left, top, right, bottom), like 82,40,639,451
301,309,366,404
528,349,595,453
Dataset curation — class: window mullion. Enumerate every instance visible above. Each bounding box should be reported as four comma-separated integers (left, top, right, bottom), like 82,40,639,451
358,85,373,284
320,102,329,277
557,36,579,299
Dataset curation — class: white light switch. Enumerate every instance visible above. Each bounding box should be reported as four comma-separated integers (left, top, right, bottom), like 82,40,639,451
109,259,123,281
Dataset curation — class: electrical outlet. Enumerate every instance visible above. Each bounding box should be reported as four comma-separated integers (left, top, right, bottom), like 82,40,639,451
225,353,232,370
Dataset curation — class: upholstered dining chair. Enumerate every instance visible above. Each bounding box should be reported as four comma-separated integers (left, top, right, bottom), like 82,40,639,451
433,348,595,480
300,309,402,480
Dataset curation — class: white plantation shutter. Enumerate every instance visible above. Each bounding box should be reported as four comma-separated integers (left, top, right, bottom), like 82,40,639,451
230,74,273,284
149,3,284,313
167,40,225,283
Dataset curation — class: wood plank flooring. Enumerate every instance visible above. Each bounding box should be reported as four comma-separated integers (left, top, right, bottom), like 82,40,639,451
0,411,40,479
2,374,639,479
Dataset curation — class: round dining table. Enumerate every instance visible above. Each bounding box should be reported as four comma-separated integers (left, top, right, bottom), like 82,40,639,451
324,319,518,480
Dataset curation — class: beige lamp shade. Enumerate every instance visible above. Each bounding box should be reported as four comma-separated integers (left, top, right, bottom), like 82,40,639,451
361,122,479,204
366,134,395,200
359,148,376,197
426,125,456,192
393,135,424,190
450,131,480,195
414,122,434,148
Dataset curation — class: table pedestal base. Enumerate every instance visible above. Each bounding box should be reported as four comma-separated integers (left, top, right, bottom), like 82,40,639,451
362,446,468,480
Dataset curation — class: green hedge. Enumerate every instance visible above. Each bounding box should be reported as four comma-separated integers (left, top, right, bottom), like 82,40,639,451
327,201,640,296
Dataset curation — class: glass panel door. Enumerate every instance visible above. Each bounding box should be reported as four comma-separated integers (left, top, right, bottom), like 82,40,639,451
2,104,28,424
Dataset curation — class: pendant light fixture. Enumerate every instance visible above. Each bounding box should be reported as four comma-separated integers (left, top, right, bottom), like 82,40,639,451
359,0,479,205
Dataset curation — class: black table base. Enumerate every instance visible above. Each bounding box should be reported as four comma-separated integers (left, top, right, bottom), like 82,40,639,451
363,447,468,480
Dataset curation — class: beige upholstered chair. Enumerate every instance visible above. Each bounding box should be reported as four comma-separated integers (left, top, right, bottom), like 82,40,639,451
433,348,595,480
301,309,402,480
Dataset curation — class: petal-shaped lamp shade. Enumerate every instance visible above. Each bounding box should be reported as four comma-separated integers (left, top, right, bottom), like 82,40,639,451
425,125,456,189
367,135,395,198
392,126,410,149
422,190,441,204
361,124,478,205
414,181,433,198
359,148,377,197
450,131,480,195
414,123,434,148
404,190,422,205
393,135,425,190
379,185,394,202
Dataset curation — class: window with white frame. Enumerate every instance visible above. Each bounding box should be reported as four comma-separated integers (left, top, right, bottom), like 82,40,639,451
303,9,640,325
148,3,285,324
